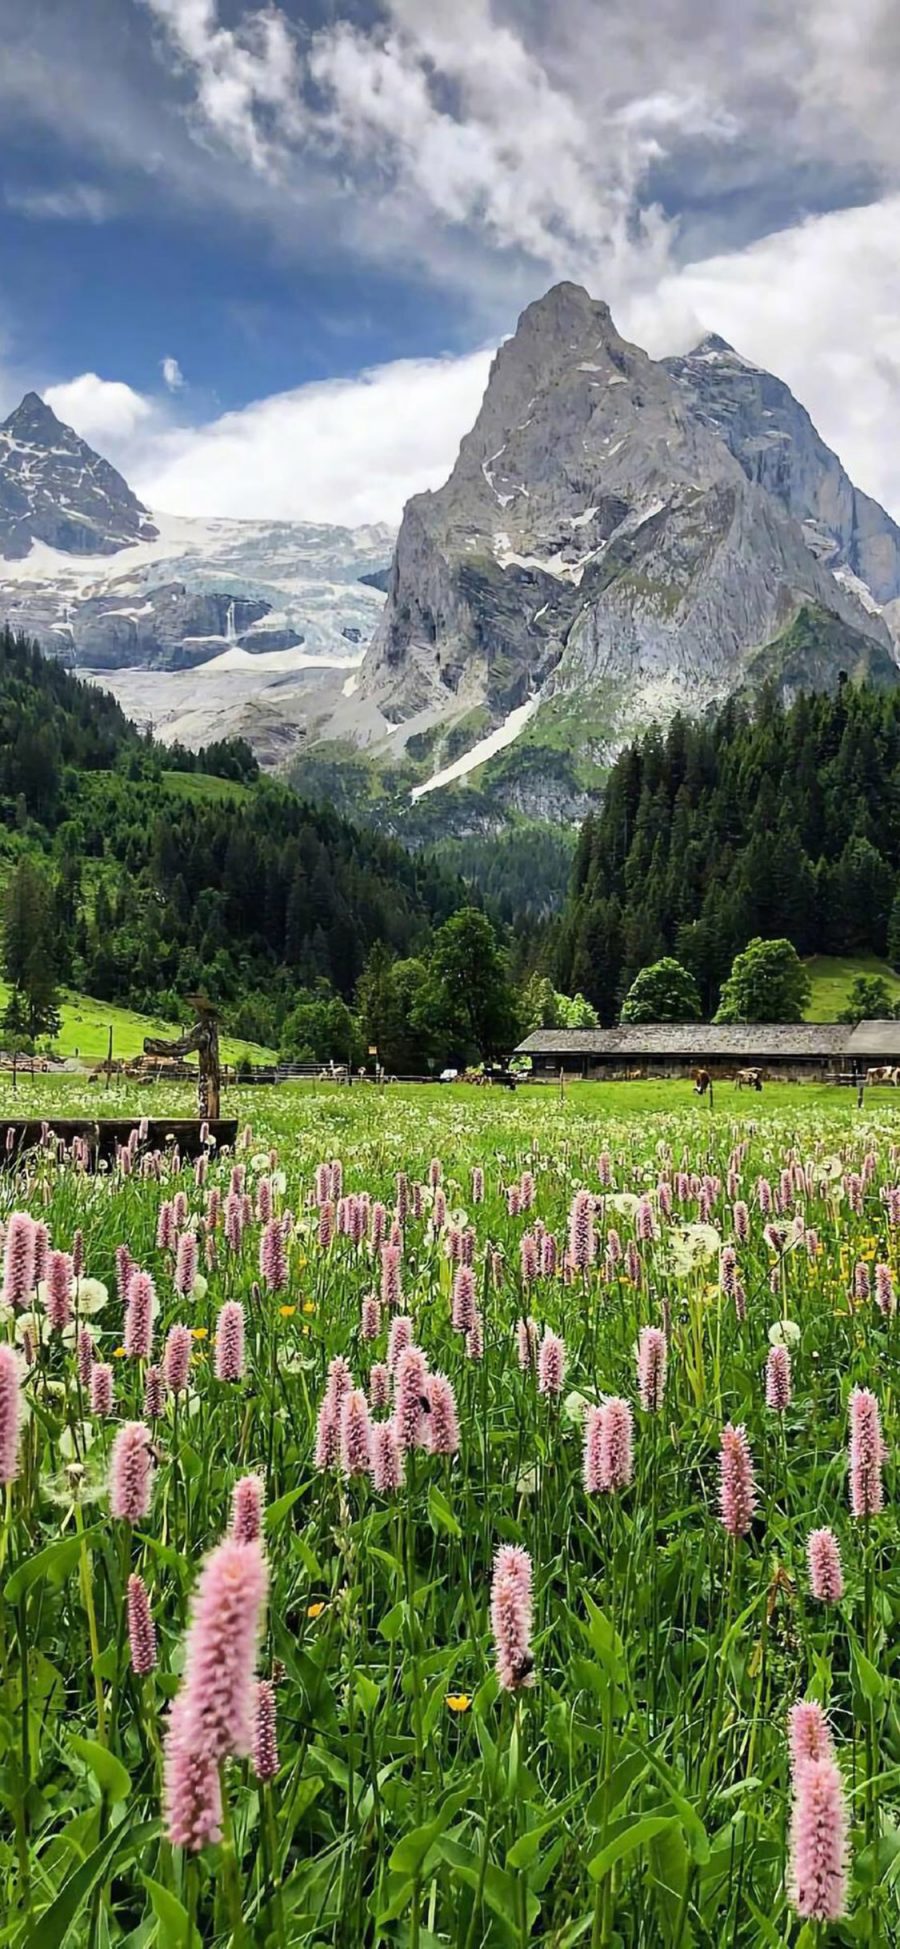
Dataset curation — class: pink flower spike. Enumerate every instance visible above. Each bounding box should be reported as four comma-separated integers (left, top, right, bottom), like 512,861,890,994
109,1421,154,1522
173,1536,268,1765
387,1315,413,1373
164,1323,192,1394
490,1547,534,1692
369,1362,390,1411
164,1697,223,1852
599,1397,634,1493
45,1250,73,1331
127,1572,157,1674
231,1474,266,1543
1,1213,34,1311
90,1361,114,1416
214,1301,245,1383
252,1679,279,1781
451,1266,476,1333
637,1326,667,1412
849,1386,884,1519
340,1389,373,1477
371,1418,405,1491
765,1343,792,1413
788,1754,848,1922
568,1190,595,1271
0,1345,23,1484
537,1329,566,1396
807,1528,844,1604
718,1423,757,1539
425,1372,460,1456
260,1217,287,1293
494,1545,532,1611
313,1395,339,1470
124,1268,156,1361
788,1699,835,1776
393,1345,428,1449
144,1365,166,1419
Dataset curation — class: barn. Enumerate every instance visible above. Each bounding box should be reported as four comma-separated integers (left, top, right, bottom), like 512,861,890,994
515,1022,855,1082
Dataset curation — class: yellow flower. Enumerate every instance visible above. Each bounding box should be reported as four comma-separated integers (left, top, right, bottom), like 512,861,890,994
446,1693,471,1713
307,1601,326,1620
279,1305,297,1319
191,1327,208,1341
113,1346,127,1359
303,1301,316,1316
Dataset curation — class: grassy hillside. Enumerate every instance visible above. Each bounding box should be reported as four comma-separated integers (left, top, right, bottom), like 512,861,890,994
803,955,900,1021
160,770,250,804
0,979,275,1065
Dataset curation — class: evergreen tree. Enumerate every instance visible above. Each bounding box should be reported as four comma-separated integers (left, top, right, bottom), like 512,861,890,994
2,857,61,1041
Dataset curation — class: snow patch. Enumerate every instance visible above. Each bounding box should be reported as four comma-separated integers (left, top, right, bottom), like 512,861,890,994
411,695,541,800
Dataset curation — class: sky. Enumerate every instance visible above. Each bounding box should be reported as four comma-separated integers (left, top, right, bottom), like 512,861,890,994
2,0,900,527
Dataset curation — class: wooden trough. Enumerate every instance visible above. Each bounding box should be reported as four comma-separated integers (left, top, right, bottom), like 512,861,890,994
0,1118,238,1166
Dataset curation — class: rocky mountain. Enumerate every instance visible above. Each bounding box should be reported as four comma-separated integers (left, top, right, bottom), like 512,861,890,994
0,393,158,558
0,392,393,750
347,283,899,822
664,334,900,605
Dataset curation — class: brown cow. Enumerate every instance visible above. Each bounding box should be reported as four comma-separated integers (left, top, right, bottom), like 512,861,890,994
693,1068,711,1096
735,1067,763,1091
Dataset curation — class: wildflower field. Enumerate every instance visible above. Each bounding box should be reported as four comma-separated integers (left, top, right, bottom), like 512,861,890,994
1,1078,900,1947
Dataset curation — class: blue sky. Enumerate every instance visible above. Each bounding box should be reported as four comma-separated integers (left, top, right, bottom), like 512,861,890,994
3,0,900,526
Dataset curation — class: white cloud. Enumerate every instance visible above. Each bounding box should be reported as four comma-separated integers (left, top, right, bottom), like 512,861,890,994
161,355,184,391
44,373,156,451
135,348,493,525
141,0,305,172
5,184,113,222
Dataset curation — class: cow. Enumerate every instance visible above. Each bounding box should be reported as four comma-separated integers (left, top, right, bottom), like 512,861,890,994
865,1066,894,1087
735,1067,763,1091
693,1068,711,1096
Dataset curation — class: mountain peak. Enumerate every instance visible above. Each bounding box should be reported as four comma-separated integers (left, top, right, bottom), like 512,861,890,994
0,390,157,561
2,391,65,440
517,280,615,340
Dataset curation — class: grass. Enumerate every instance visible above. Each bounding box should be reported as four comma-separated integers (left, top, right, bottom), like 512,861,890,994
0,978,275,1065
0,1075,897,1942
803,954,900,1020
160,770,251,804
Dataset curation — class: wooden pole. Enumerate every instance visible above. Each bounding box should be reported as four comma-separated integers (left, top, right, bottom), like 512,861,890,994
106,1025,113,1093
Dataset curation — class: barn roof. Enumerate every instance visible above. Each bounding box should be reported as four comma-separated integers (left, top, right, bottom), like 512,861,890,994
515,1023,851,1058
845,1021,900,1058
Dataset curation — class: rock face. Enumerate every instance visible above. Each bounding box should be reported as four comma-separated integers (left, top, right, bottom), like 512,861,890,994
361,283,897,766
69,585,271,670
0,390,392,692
664,335,900,604
0,393,157,559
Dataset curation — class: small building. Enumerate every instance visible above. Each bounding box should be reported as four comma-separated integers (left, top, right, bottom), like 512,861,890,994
515,1022,855,1083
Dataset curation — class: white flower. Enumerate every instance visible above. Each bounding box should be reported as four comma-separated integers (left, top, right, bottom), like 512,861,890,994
768,1318,801,1348
668,1223,721,1275
73,1278,109,1316
15,1310,49,1347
